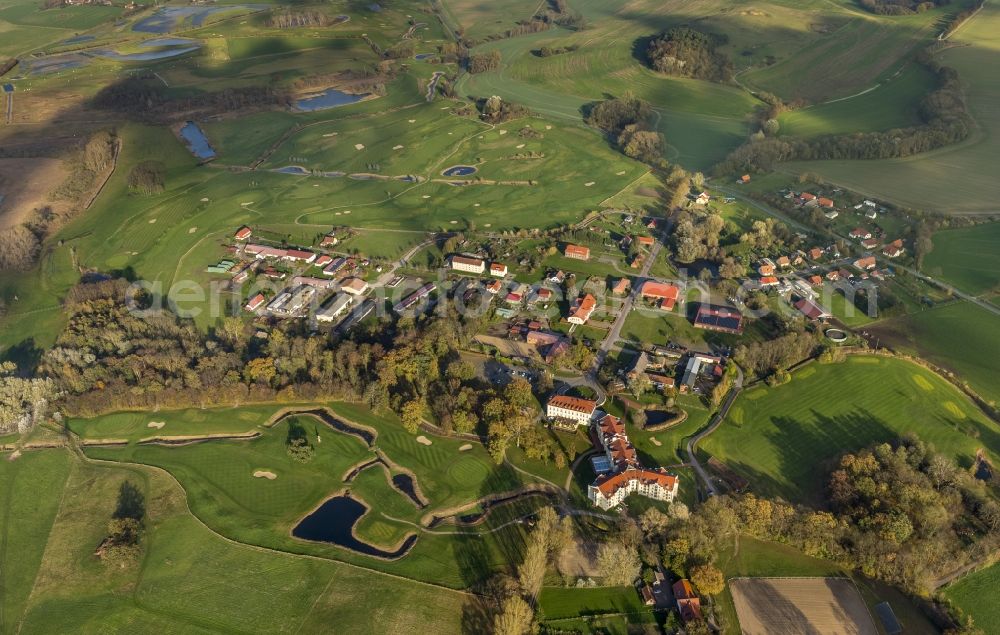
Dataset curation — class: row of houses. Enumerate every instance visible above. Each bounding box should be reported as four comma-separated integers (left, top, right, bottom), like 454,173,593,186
449,255,509,277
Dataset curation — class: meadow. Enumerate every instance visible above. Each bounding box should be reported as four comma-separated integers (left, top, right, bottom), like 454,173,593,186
923,222,1000,296
944,561,1000,635
781,2,1000,214
867,300,1000,406
702,355,1000,504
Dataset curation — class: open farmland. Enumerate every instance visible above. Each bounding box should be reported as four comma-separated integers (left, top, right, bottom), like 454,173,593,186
730,578,877,635
780,2,1000,214
944,561,1000,634
702,355,1000,504
923,222,1000,296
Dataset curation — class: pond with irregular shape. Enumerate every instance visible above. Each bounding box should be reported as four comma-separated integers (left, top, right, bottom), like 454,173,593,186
441,165,477,177
179,121,216,160
295,88,368,112
292,495,416,558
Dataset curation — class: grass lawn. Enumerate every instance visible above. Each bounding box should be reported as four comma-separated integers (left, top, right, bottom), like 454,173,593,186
944,561,1000,635
539,586,653,621
703,355,1000,504
866,300,1000,405
923,222,1000,296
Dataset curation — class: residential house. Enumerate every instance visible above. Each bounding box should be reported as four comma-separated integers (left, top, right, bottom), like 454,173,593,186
694,191,710,205
740,174,751,184
861,238,879,250
883,239,905,258
775,255,791,268
320,233,338,247
808,247,823,260
340,277,369,296
640,281,680,310
637,235,655,248
612,278,630,295
323,257,347,276
808,275,823,286
568,294,597,324
234,226,253,241
534,287,553,304
486,279,503,295
450,255,486,274
244,293,266,312
314,254,334,268
854,256,877,270
758,264,775,276
548,270,566,284
849,228,873,241
490,262,508,277
759,276,779,288
817,197,835,209
546,395,597,426
824,210,840,220
565,244,591,260
826,270,840,282
673,580,703,623
865,209,878,220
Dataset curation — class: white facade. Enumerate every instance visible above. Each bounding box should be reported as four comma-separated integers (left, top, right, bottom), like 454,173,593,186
545,397,596,426
450,256,486,274
588,471,678,510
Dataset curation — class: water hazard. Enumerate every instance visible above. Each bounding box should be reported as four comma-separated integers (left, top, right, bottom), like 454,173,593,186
292,495,417,558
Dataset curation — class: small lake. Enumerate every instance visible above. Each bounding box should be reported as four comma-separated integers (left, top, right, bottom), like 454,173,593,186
414,53,434,61
179,121,216,160
274,166,310,175
295,88,368,112
292,495,417,558
133,5,268,33
442,165,477,177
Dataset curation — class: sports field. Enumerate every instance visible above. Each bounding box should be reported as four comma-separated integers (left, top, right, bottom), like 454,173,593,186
866,300,1000,405
730,578,877,635
781,2,1000,214
702,355,1000,504
923,222,1000,296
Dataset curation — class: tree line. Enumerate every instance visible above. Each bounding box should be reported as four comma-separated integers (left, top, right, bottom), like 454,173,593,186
91,78,290,122
859,0,953,15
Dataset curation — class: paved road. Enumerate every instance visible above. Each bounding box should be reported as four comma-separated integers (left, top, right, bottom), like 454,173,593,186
596,241,663,369
685,364,744,497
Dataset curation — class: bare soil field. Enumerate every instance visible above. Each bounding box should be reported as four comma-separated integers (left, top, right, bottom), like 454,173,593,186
0,157,69,230
730,577,877,635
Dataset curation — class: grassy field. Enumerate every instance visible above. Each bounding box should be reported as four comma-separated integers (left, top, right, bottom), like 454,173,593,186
945,561,1000,634
702,355,1000,504
923,222,1000,296
778,62,934,137
867,300,1000,405
538,586,654,623
781,2,1000,214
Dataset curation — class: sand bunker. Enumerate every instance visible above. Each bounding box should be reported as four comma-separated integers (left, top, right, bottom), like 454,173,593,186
516,144,525,149
649,437,662,446
354,144,365,150
253,470,277,480
616,170,626,175
188,227,197,233
459,443,473,452
147,421,166,429
584,182,595,187
393,144,404,150
408,119,416,123
415,436,432,446
499,130,507,135
148,218,157,224
200,197,209,202
323,132,338,137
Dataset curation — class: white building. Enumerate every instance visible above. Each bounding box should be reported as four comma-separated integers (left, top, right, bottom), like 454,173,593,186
450,255,486,274
316,293,352,323
546,395,597,426
588,468,679,510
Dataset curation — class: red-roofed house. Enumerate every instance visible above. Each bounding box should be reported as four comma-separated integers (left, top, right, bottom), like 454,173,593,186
234,226,253,241
759,276,779,288
612,278,630,295
817,197,835,209
490,262,508,277
849,228,873,240
673,580,703,623
854,256,877,270
809,247,823,260
808,275,823,286
284,249,317,264
568,294,597,324
776,256,791,268
740,174,751,183
800,192,816,203
588,468,679,510
640,281,680,310
861,238,879,250
244,293,266,312
314,254,333,268
565,244,590,260
320,233,338,247
883,239,905,258
486,279,503,295
637,235,655,248
794,297,830,321
546,395,597,425
534,287,553,303
450,255,486,274
758,264,775,276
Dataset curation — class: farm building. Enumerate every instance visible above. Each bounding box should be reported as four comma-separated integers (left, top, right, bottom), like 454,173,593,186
564,244,590,260
393,282,436,313
244,293,266,312
794,298,831,321
693,304,743,334
316,294,352,323
292,276,338,290
340,277,369,296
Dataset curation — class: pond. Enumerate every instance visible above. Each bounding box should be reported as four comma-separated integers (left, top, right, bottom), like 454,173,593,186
281,409,376,447
133,5,268,33
178,121,216,160
441,165,477,177
414,53,434,61
292,495,417,558
273,166,310,175
644,410,670,426
295,88,368,112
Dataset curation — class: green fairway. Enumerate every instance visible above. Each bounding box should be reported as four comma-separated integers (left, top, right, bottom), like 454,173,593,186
924,222,1000,296
867,300,1000,405
780,2,1000,214
10,450,473,634
944,562,1000,635
702,355,1000,504
778,63,934,138
539,586,653,622
81,402,542,587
